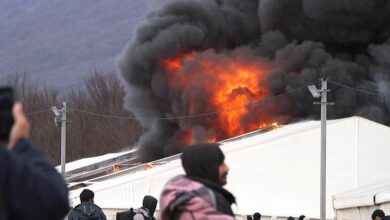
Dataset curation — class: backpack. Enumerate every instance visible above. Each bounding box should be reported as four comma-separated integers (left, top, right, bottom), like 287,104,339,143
118,207,153,220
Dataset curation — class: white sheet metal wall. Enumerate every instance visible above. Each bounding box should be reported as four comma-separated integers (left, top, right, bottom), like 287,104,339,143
69,117,390,220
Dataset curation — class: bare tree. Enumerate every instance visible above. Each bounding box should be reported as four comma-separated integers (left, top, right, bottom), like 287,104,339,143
6,71,144,164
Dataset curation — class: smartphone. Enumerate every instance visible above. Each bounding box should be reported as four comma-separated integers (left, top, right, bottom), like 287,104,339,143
0,87,14,142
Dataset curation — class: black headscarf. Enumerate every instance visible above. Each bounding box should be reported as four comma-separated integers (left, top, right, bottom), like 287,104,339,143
181,143,225,184
142,195,157,216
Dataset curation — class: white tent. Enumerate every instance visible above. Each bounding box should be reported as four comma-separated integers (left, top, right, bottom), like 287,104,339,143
333,178,390,220
68,116,390,219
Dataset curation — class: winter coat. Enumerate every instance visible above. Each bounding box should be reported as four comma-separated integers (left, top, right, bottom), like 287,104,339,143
68,201,107,220
189,176,236,216
159,175,235,220
0,139,69,220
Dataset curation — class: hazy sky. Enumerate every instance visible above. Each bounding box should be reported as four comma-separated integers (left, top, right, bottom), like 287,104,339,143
0,0,149,91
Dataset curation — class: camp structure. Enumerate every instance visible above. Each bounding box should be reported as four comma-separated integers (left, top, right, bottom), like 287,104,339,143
333,177,390,220
65,116,390,220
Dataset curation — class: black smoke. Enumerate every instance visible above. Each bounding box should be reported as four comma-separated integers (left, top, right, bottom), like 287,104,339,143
118,0,390,162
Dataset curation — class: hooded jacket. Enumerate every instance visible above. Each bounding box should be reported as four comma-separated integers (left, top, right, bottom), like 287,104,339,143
68,201,106,220
141,195,157,219
159,143,236,220
181,143,236,216
159,175,235,220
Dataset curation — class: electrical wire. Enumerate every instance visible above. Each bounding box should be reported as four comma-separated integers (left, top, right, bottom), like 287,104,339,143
26,108,50,116
328,80,383,97
23,80,388,120
69,108,138,120
68,83,312,121
34,80,387,120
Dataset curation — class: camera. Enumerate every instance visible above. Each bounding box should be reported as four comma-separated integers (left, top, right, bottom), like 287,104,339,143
0,87,14,141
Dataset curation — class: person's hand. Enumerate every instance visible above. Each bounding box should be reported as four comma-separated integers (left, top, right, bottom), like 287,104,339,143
7,103,30,149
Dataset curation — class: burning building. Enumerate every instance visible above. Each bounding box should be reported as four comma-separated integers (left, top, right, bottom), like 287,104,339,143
117,0,390,161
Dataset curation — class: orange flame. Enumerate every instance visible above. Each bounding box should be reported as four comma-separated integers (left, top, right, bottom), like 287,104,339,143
113,164,122,173
161,50,278,144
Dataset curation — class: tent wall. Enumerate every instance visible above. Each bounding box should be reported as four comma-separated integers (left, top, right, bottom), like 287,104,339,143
335,203,390,220
356,119,390,186
221,118,362,218
69,117,390,220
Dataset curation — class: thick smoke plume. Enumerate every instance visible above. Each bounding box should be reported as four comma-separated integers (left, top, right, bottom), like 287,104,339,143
118,0,390,161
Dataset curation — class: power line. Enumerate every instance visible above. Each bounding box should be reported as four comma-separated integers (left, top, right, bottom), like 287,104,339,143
27,80,349,120
68,83,311,121
26,108,50,116
328,80,383,97
23,80,386,120
69,108,138,120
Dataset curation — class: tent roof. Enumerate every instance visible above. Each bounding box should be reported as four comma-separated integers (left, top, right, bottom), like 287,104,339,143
333,177,390,209
56,149,136,173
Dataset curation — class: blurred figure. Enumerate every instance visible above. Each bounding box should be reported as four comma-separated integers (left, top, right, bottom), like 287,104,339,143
253,212,261,220
298,215,305,220
372,209,385,220
116,195,157,220
68,189,107,220
287,217,294,220
246,216,253,220
116,208,134,220
0,103,69,220
159,143,236,220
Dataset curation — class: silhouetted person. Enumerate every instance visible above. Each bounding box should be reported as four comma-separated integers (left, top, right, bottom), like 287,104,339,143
253,212,261,220
298,215,305,220
68,189,107,220
372,209,385,220
0,103,69,220
160,143,236,220
247,215,253,220
287,217,295,220
116,195,157,220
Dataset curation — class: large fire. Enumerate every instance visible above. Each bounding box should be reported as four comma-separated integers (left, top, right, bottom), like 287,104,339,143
161,50,277,144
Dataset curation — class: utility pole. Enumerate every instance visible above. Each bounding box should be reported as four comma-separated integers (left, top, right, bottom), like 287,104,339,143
308,78,334,220
51,102,67,178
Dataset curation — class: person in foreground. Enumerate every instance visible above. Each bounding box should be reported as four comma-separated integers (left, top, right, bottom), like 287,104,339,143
68,189,107,220
159,143,236,220
0,103,69,220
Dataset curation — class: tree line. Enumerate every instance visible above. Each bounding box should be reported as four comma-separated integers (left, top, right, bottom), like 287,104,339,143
6,72,144,165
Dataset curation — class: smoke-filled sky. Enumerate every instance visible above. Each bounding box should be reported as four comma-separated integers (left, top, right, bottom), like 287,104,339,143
118,0,390,161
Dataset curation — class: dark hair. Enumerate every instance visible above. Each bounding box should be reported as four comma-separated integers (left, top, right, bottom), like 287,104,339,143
246,216,253,220
80,189,94,202
372,209,385,220
253,212,261,220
